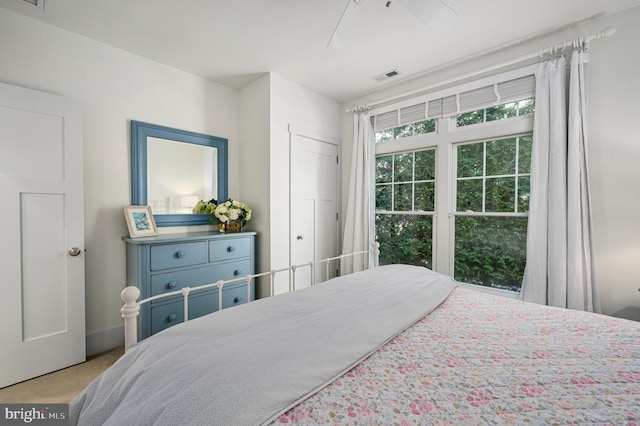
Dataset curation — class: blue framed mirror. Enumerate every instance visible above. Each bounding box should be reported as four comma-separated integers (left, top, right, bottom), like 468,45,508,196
131,121,228,227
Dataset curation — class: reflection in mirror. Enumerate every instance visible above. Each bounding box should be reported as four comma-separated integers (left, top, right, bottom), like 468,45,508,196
147,137,217,214
131,121,228,227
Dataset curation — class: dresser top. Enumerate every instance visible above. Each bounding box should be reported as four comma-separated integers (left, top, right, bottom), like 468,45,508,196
122,231,256,245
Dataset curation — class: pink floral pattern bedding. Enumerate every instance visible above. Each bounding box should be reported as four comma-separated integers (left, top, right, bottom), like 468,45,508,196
274,287,640,425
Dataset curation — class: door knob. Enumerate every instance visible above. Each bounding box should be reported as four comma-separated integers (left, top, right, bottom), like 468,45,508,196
297,235,304,240
68,247,82,256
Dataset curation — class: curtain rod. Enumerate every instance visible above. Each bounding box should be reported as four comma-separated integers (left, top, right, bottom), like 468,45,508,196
346,27,616,113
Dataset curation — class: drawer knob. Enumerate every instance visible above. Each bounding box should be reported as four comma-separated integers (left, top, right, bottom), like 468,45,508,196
177,251,186,258
168,281,177,289
227,246,235,252
168,314,177,322
233,296,242,304
234,270,242,276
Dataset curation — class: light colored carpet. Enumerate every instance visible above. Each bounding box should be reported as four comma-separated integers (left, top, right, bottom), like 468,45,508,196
0,346,124,404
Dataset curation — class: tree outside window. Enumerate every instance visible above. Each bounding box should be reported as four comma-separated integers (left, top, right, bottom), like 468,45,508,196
375,149,435,267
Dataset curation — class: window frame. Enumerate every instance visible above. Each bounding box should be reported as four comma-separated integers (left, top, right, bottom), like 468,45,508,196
371,65,536,296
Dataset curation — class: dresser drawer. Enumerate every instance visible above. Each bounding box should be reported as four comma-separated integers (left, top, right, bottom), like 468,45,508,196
150,260,252,299
214,259,252,281
222,284,252,309
150,266,217,299
209,237,251,262
150,291,219,335
150,241,208,271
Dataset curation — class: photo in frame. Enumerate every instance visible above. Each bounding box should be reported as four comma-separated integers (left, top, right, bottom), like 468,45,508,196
124,206,158,238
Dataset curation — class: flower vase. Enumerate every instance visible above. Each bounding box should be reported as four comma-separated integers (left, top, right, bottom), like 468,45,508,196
219,219,242,233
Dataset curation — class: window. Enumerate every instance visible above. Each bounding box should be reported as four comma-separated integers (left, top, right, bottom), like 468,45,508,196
375,119,436,143
457,98,535,127
453,136,531,292
371,66,536,294
375,150,435,267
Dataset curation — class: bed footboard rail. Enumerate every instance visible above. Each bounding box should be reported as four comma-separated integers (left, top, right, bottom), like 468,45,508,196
121,242,380,351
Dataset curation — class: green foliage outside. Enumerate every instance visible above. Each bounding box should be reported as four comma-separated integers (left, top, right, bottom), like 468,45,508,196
457,98,535,127
454,216,527,292
375,119,436,143
375,214,432,268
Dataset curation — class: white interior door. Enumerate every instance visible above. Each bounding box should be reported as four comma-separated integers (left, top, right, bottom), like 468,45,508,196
290,126,340,289
0,82,85,388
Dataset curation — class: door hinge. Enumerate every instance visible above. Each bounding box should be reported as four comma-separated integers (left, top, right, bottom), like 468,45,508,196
336,212,339,221
336,156,339,164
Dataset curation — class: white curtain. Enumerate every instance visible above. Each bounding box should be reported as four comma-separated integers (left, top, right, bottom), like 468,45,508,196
522,50,600,313
566,51,600,312
342,111,375,273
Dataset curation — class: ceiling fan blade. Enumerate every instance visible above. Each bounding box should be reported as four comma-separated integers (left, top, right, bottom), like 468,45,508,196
395,0,456,32
327,0,367,48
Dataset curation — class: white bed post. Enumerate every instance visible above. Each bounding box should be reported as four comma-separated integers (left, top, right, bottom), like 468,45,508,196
182,287,191,322
270,270,276,297
291,265,297,292
325,259,330,281
120,286,141,352
216,280,225,311
373,242,380,267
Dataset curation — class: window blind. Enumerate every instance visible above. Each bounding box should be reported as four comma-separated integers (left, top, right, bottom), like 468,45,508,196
372,74,535,131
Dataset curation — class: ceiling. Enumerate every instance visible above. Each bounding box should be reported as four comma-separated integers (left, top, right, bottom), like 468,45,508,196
2,0,640,102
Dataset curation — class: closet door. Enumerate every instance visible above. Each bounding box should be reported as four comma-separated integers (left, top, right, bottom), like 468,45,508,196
290,126,340,289
0,82,85,387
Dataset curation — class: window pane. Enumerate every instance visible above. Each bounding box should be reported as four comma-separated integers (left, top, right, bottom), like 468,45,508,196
454,216,527,292
394,153,413,182
414,119,436,134
485,177,515,212
486,138,516,176
374,119,436,143
518,136,532,173
456,97,535,128
485,105,507,122
415,182,435,211
376,214,432,268
503,102,519,119
376,185,392,211
376,155,393,183
375,129,394,143
457,143,484,177
518,176,530,213
394,183,412,211
414,149,435,180
395,123,414,139
519,98,535,116
457,179,483,212
457,110,483,127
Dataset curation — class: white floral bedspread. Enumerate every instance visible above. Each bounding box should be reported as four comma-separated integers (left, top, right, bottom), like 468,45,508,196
274,288,640,425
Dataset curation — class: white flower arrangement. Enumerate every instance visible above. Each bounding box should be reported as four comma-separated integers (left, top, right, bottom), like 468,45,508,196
192,199,217,215
193,198,252,226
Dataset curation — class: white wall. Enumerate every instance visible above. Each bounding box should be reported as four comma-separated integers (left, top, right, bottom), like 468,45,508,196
587,8,640,320
239,75,271,286
240,73,342,297
0,8,240,354
341,7,640,321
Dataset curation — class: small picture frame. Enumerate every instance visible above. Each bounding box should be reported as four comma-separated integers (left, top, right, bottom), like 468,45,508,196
124,206,158,238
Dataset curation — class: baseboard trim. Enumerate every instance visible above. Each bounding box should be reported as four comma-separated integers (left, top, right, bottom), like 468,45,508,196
86,325,124,357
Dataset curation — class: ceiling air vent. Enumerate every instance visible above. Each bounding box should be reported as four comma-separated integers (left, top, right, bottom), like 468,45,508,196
372,69,401,82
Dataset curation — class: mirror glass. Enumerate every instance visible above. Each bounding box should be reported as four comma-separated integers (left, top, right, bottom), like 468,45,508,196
131,121,228,227
147,137,217,214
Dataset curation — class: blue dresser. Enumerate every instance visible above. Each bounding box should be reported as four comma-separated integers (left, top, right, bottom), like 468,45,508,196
124,231,256,339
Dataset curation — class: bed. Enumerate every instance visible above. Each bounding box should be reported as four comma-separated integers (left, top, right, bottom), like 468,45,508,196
69,258,640,425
